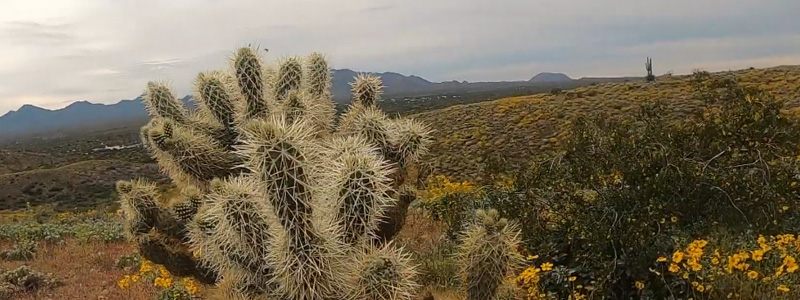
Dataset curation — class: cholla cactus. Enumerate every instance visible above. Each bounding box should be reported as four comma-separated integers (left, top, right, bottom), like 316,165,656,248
118,45,432,299
458,209,523,300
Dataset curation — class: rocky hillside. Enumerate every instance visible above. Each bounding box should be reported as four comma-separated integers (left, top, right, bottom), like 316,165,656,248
415,66,800,179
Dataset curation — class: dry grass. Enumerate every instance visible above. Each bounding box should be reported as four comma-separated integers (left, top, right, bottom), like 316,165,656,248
0,211,452,300
0,240,158,300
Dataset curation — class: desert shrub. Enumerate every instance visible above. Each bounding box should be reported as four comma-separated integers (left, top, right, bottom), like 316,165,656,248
415,237,461,289
0,266,59,299
0,219,123,244
72,221,125,243
477,72,800,298
0,238,36,261
418,175,484,238
116,252,143,270
155,286,194,300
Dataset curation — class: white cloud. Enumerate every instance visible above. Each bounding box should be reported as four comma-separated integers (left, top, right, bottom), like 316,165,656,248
0,0,799,113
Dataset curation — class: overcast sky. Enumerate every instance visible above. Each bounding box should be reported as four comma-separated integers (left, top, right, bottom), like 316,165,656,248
1,0,799,114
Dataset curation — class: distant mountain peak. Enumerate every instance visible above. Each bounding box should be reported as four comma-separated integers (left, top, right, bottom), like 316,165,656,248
65,101,94,108
529,72,572,83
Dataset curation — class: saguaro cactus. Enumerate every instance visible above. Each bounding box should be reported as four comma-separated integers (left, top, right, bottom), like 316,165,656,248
645,57,655,82
458,209,523,300
118,45,431,299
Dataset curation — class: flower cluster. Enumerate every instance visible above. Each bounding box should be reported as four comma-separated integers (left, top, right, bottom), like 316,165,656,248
118,259,201,299
655,234,800,299
419,175,476,200
515,256,588,300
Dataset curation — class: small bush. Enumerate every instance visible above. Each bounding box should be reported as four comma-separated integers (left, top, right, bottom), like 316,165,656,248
73,221,125,243
0,266,59,299
417,175,484,239
116,252,143,270
416,237,461,289
0,238,36,261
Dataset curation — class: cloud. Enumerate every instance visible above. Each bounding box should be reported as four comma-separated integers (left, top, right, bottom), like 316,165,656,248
0,0,799,114
1,21,76,45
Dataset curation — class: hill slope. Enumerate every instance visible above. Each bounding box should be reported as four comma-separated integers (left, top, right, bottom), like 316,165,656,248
529,72,572,82
414,66,800,179
0,159,165,210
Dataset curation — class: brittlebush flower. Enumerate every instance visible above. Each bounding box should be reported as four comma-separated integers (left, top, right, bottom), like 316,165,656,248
696,285,705,292
668,263,680,273
154,277,173,288
672,251,684,263
540,262,553,271
635,281,644,290
778,285,790,292
117,276,131,289
183,278,200,295
747,270,759,280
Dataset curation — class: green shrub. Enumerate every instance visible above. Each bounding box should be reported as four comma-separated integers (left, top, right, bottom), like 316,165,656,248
72,221,125,243
415,237,461,289
478,72,800,298
116,252,143,270
155,286,193,300
0,220,123,244
0,266,59,299
417,175,485,239
0,238,36,261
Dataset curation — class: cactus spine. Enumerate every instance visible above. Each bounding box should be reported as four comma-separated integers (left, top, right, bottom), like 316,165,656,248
118,45,432,300
458,209,523,300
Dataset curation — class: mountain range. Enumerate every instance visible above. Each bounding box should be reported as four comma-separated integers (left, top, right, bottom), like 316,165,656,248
0,69,585,139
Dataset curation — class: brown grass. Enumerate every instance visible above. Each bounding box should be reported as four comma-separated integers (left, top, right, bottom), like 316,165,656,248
0,240,158,300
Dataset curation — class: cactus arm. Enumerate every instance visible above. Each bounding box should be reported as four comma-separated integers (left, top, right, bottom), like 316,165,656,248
233,47,269,121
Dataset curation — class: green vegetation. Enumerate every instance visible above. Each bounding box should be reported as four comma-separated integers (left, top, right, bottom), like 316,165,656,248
0,209,124,245
420,71,800,299
0,266,60,300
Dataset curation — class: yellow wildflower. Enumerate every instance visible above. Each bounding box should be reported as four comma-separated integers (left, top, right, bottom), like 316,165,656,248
784,256,798,273
635,281,644,290
672,251,684,263
117,276,131,289
696,284,705,292
657,256,668,263
752,249,765,262
183,278,200,295
154,277,173,288
540,262,553,271
139,260,154,273
668,263,680,273
747,270,759,280
778,285,790,292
